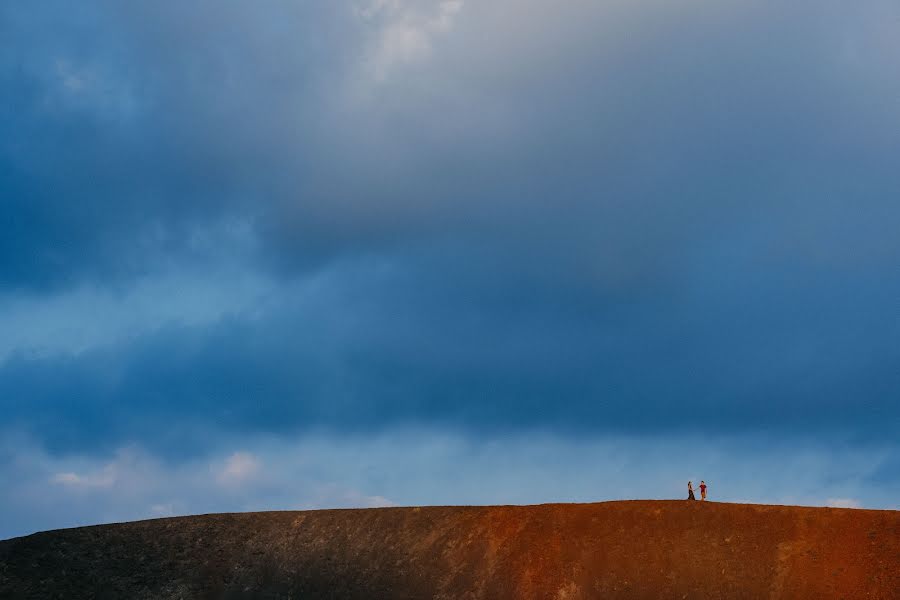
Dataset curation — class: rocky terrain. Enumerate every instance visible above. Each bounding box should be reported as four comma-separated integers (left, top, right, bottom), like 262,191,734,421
1,500,897,599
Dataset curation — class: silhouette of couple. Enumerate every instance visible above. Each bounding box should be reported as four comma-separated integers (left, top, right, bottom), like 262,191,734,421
687,480,707,501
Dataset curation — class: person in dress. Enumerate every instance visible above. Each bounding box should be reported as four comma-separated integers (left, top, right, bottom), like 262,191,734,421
688,481,696,500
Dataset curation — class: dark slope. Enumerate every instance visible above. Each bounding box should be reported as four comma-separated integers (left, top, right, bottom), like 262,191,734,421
1,501,897,599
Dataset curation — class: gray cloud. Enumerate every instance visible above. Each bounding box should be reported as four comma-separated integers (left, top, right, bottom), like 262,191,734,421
1,248,897,454
1,1,898,530
4,0,898,290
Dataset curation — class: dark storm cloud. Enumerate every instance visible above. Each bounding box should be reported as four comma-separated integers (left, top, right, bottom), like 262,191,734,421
2,1,899,452
1,246,897,454
0,0,352,289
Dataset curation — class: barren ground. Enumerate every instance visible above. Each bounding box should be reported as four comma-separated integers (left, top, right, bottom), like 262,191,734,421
1,500,897,599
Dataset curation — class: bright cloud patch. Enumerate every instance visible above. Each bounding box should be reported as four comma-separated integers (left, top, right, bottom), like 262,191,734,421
358,0,465,79
216,452,262,486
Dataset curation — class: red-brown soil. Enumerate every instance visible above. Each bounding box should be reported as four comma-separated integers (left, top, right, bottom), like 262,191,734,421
1,500,897,599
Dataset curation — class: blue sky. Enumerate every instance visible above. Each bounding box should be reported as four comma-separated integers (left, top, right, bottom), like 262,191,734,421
1,0,899,539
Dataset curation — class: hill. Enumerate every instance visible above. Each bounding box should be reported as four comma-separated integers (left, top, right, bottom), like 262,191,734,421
1,500,897,599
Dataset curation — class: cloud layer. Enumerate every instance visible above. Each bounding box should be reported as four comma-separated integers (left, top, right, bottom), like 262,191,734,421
1,0,899,536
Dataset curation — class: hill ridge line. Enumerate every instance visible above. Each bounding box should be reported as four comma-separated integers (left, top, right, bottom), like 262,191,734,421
2,500,897,599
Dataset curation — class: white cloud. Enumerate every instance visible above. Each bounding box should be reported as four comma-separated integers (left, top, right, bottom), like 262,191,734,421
51,472,83,485
354,0,401,20
46,55,140,120
358,0,465,80
294,483,398,510
216,451,261,486
55,59,87,92
150,503,176,517
364,495,397,507
826,498,862,509
51,463,116,489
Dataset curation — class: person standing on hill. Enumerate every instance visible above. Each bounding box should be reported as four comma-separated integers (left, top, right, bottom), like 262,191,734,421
700,481,707,501
688,481,696,500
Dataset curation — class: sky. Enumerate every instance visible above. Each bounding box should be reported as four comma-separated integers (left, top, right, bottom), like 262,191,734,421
1,0,899,539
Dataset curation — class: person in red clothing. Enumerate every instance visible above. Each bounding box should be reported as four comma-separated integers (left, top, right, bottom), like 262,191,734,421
699,480,707,501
